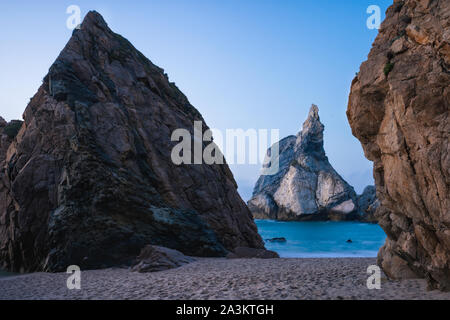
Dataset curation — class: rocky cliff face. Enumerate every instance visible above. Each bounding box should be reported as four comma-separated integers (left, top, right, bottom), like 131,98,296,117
0,11,263,272
0,118,15,160
248,105,362,221
357,186,379,223
348,0,449,290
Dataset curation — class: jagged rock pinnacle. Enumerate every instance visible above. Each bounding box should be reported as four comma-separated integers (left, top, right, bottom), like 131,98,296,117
248,105,359,221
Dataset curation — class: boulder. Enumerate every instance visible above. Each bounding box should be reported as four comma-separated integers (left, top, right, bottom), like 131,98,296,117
131,245,194,273
265,237,287,243
347,0,450,290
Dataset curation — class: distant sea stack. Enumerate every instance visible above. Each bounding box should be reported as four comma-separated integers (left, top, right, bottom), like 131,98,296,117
348,0,449,290
356,186,379,223
0,11,263,273
248,105,375,221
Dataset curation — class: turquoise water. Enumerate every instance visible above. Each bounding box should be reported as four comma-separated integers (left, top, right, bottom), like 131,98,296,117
255,220,386,258
0,270,17,278
0,222,386,274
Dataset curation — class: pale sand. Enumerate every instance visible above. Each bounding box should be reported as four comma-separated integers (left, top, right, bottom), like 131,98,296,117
1,258,449,300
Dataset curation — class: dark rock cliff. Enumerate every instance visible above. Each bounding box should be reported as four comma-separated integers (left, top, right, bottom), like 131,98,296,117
0,11,263,272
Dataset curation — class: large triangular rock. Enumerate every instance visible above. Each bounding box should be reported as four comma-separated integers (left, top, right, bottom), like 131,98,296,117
0,11,263,272
248,105,359,221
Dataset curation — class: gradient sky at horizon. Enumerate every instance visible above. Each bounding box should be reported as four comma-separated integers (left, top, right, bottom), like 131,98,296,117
0,0,392,200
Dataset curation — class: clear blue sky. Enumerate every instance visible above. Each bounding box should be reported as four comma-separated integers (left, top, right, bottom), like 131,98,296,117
0,0,392,200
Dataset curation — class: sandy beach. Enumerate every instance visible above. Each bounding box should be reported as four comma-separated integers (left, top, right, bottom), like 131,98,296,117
1,258,449,300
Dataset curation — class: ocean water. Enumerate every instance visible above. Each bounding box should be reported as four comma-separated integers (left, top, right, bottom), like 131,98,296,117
255,220,386,258
0,222,386,276
0,270,17,278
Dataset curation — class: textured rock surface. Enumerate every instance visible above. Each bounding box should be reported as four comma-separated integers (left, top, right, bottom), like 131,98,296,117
0,11,263,273
131,245,194,272
357,186,380,222
248,105,360,221
0,118,16,161
347,0,449,290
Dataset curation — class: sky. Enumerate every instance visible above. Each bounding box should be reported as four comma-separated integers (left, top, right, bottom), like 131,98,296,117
0,0,392,201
